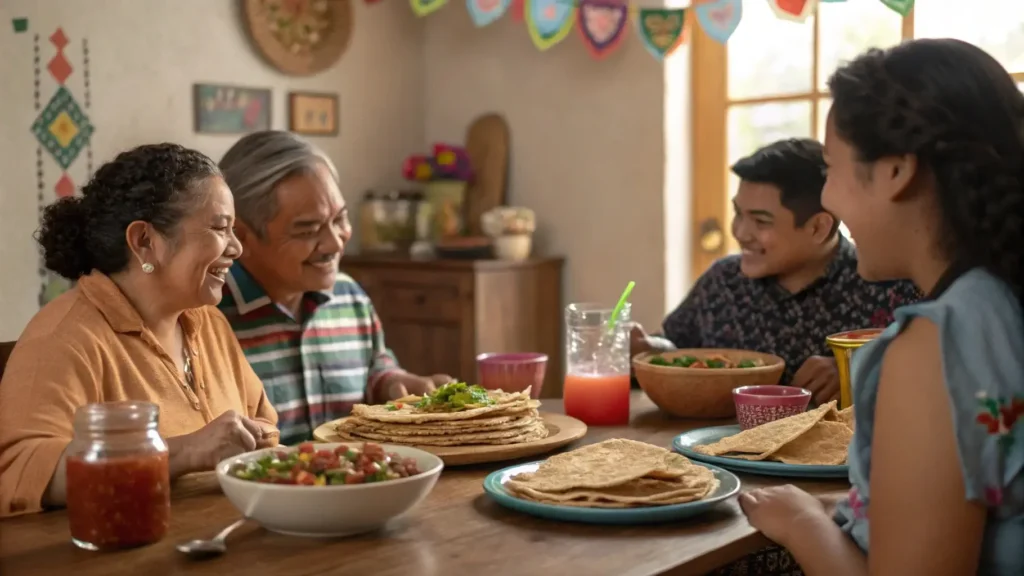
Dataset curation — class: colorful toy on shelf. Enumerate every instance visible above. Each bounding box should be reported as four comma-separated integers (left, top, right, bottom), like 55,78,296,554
402,143,474,183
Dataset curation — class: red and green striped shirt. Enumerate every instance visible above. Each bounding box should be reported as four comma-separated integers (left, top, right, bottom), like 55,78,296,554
218,264,399,445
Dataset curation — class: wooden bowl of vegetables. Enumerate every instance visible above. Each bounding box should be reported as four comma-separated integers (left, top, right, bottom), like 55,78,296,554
632,349,785,419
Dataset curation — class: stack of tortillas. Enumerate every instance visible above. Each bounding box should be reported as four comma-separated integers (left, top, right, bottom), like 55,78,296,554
693,401,855,465
334,388,547,447
505,439,719,508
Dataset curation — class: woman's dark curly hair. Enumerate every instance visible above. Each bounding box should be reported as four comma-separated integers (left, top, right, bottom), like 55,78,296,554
828,38,1024,302
37,143,221,280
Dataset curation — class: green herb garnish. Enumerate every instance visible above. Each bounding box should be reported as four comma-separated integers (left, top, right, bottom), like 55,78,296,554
649,356,672,366
675,355,698,367
651,355,699,367
415,382,495,411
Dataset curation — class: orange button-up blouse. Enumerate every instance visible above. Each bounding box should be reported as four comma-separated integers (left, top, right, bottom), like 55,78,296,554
0,272,278,517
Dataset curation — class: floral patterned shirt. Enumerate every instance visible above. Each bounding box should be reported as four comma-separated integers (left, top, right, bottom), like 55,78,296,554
834,267,1024,574
662,237,921,384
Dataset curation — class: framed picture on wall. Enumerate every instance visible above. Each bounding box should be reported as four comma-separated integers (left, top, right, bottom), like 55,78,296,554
288,91,339,136
193,83,272,134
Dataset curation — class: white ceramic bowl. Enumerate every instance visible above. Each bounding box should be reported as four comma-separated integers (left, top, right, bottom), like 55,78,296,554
216,442,444,537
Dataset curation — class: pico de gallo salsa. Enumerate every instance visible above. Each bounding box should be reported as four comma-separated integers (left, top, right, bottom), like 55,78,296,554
230,442,421,486
649,354,765,369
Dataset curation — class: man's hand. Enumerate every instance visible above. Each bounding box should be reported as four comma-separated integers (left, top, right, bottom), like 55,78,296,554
792,355,841,405
383,372,454,401
630,324,651,358
630,324,676,358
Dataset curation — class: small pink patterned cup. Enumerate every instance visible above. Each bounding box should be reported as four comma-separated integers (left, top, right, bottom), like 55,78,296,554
476,352,548,399
733,385,812,430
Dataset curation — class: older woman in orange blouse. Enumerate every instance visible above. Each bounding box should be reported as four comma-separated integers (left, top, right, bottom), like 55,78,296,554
0,143,280,517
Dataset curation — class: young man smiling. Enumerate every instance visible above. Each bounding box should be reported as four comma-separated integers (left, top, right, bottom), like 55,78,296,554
633,138,920,403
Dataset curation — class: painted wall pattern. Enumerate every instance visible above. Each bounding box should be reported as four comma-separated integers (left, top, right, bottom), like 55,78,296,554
30,27,95,306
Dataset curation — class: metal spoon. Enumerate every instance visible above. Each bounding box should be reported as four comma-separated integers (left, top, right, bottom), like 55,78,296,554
176,517,247,559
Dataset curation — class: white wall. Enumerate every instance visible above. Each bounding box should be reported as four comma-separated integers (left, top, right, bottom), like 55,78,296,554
421,8,691,331
0,0,425,340
0,1,692,342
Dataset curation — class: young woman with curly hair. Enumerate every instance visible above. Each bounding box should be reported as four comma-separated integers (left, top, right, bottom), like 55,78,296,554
732,38,1024,576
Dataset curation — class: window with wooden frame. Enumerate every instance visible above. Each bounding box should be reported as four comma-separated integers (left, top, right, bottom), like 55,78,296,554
688,0,1024,282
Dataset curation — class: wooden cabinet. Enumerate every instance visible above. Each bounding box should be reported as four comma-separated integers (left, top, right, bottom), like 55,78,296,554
341,255,565,398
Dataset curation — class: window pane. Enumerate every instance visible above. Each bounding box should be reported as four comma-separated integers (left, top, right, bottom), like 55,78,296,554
817,1,903,91
915,0,1024,74
725,101,813,252
728,0,813,100
728,101,814,167
817,98,831,142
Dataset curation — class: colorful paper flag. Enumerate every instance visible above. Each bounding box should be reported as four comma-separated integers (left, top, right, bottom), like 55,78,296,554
512,0,525,21
880,0,914,16
525,0,576,51
636,8,686,61
410,0,448,17
767,0,818,22
695,0,742,44
466,0,513,27
577,0,629,59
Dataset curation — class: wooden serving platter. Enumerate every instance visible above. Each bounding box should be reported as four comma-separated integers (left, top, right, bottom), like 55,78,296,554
312,412,587,466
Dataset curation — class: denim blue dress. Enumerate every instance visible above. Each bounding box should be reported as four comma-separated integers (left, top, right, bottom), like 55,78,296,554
833,268,1024,574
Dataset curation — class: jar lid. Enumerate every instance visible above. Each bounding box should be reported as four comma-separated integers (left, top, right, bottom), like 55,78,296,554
74,401,160,432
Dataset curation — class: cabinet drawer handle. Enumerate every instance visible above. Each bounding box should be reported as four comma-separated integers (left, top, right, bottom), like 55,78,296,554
414,294,426,305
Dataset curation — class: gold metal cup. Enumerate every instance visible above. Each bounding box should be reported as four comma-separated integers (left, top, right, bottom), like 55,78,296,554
826,328,884,409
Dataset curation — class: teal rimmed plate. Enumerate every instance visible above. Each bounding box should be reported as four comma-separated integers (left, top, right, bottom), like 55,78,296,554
673,425,850,479
483,460,740,525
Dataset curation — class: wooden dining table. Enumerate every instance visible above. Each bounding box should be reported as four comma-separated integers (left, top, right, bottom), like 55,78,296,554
0,392,850,576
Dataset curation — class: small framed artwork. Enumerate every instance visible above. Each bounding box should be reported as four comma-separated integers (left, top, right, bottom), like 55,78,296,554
193,83,271,134
288,91,339,136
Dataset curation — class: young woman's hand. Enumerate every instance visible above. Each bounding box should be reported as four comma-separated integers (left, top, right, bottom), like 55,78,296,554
739,484,832,547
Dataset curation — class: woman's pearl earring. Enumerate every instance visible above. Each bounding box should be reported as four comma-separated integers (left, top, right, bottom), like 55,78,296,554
141,262,155,274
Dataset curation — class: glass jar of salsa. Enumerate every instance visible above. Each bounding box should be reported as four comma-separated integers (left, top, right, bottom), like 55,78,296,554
65,401,170,551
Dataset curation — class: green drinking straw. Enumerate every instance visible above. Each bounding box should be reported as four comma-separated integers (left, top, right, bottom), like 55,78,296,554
606,281,636,334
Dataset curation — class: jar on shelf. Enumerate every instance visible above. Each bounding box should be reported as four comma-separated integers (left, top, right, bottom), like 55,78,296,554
65,401,170,551
358,189,423,254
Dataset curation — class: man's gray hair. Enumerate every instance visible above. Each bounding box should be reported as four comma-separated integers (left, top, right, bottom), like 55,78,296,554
219,130,340,237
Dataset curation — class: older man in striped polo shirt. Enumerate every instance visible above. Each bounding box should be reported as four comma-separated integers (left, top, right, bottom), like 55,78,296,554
217,131,451,445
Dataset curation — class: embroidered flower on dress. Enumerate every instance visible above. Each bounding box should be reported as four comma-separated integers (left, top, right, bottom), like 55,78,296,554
984,486,1004,507
848,487,867,519
975,392,1024,451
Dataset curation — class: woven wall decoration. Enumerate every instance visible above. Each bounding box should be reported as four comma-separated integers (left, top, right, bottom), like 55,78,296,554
242,0,353,76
